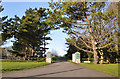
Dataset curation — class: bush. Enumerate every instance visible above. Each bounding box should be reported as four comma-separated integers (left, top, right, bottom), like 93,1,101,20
52,60,56,63
38,58,45,62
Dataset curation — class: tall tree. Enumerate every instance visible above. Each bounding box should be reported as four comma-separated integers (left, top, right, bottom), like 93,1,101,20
65,38,78,59
0,1,8,46
47,2,117,64
105,2,120,63
0,1,8,59
2,8,51,60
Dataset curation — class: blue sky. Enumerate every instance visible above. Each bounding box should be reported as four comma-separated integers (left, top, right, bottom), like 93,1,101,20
1,2,69,56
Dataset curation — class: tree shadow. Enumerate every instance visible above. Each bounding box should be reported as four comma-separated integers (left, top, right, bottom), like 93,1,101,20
30,67,83,77
2,69,24,73
2,68,119,79
2,68,83,79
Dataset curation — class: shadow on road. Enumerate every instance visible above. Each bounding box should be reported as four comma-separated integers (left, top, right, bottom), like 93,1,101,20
30,68,83,77
2,64,118,79
2,68,84,79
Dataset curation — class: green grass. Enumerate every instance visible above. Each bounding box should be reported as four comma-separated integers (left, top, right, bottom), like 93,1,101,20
79,63,119,77
1,61,51,73
0,58,46,62
52,60,56,63
68,60,119,77
68,60,72,62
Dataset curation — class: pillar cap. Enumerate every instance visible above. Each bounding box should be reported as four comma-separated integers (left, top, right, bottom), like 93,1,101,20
75,52,80,53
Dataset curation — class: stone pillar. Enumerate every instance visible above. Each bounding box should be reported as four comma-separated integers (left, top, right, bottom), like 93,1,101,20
72,53,75,62
75,52,81,63
46,52,52,63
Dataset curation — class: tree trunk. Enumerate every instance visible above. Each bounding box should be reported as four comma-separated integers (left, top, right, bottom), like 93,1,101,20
24,53,27,60
91,36,98,64
24,47,28,60
99,51,104,64
89,32,98,64
86,18,98,64
100,55,103,64
31,48,34,56
93,49,98,64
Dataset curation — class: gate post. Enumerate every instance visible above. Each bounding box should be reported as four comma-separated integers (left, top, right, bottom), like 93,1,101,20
46,52,52,63
75,52,81,63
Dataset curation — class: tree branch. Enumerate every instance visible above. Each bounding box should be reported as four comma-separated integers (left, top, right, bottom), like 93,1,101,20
97,42,113,49
96,35,114,44
68,27,90,39
95,27,116,40
76,36,92,49
74,42,93,53
66,21,89,25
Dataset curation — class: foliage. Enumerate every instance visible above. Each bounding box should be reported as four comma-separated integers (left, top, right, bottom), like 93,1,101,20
2,8,52,59
1,2,119,64
0,1,8,46
52,60,56,63
48,2,118,64
65,44,77,59
65,38,89,60
39,58,46,62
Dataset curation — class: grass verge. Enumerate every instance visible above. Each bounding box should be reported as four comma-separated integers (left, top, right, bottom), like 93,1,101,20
1,61,51,73
68,60,119,77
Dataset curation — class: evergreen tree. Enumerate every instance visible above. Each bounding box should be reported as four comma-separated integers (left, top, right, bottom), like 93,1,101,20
2,8,51,60
48,2,117,64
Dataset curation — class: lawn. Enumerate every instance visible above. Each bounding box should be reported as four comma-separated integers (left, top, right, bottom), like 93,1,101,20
68,60,119,77
79,63,119,77
1,61,51,73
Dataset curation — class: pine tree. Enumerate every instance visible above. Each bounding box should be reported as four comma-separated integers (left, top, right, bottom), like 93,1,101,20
48,2,117,64
2,8,51,60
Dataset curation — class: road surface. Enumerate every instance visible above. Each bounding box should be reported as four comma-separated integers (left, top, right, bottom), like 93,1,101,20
2,61,117,79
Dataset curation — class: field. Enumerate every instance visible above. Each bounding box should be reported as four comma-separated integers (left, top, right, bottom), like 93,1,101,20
1,59,51,73
68,60,119,77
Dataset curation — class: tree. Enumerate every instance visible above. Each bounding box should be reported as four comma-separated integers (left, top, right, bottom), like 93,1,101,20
66,37,93,61
65,39,78,59
0,1,8,45
2,8,51,60
0,1,8,59
48,2,117,64
105,2,120,64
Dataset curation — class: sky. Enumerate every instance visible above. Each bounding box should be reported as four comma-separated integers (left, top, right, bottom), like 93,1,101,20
1,2,69,56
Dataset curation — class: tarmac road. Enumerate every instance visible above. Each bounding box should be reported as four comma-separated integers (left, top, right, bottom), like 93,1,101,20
2,61,116,79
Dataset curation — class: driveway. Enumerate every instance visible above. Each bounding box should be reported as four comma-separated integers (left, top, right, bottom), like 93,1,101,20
2,61,117,79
